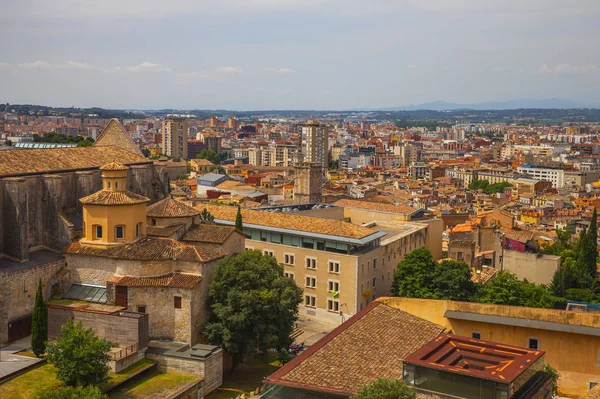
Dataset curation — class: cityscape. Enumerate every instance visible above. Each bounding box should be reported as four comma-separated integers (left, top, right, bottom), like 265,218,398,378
1,1,600,399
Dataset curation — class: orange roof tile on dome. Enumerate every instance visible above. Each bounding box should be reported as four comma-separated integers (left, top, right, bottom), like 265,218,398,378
99,162,129,171
79,190,150,206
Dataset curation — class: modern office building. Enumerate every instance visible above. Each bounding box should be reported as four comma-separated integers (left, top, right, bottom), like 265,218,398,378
161,118,188,158
516,164,565,188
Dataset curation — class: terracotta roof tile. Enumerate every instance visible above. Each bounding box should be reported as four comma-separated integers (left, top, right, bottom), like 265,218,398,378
182,223,238,244
198,204,378,240
146,224,186,237
267,302,444,395
66,237,227,262
100,162,129,171
79,190,150,206
115,272,201,289
0,146,149,178
190,159,215,166
583,385,600,399
94,119,144,156
334,199,419,215
146,197,200,218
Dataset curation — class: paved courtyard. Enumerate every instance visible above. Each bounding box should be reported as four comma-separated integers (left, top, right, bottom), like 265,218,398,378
294,316,338,348
0,336,42,380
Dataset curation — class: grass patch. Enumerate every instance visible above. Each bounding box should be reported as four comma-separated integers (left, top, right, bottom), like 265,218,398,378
14,351,39,358
0,363,61,399
100,358,155,391
205,354,281,399
47,299,87,306
108,370,195,399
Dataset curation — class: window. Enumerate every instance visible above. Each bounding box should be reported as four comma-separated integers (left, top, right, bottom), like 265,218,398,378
328,280,339,293
264,249,274,257
174,296,182,309
137,306,146,313
115,225,124,239
305,276,316,288
304,295,316,308
472,332,481,339
136,223,142,237
284,253,295,265
328,261,340,274
327,299,339,312
305,257,317,270
115,181,119,189
528,338,538,350
284,271,295,279
457,251,464,261
372,277,376,289
94,225,103,239
373,258,377,269
590,382,599,390
107,181,111,189
151,219,157,226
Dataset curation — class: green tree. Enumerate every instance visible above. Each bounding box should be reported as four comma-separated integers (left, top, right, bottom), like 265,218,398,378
476,272,557,308
196,149,221,164
575,215,597,288
352,378,416,399
31,279,48,357
235,206,243,231
38,385,107,399
392,248,475,300
544,364,559,397
200,208,215,222
46,319,116,387
204,250,303,372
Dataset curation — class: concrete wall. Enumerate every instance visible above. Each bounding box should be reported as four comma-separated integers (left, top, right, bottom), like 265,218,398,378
380,297,600,398
0,258,68,342
502,250,560,285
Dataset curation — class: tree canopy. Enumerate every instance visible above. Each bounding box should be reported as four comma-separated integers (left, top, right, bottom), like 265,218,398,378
468,179,512,195
34,132,94,146
352,378,416,399
31,279,48,358
392,248,476,301
200,208,214,222
475,272,558,308
196,149,221,164
235,206,243,231
46,319,116,386
204,250,302,371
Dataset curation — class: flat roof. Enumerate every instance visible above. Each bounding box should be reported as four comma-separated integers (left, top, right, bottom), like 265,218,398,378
404,333,544,384
0,250,64,272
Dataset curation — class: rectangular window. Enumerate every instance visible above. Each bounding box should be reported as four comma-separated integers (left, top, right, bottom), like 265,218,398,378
304,295,316,308
284,254,295,265
327,299,339,312
305,257,317,270
328,261,340,274
305,276,316,288
95,225,103,239
373,258,377,269
136,223,140,237
372,277,376,289
174,296,182,309
472,332,481,339
115,225,124,239
137,306,146,313
328,280,340,293
264,249,274,257
284,271,295,279
528,338,538,350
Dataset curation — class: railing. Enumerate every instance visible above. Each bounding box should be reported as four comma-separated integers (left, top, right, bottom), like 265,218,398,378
109,343,138,361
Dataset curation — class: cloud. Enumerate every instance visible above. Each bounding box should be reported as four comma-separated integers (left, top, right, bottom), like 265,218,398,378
22,61,51,69
62,60,95,70
176,66,244,81
123,62,172,73
266,67,295,74
533,64,600,75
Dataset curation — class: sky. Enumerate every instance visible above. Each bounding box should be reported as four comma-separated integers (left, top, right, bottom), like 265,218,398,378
1,0,599,110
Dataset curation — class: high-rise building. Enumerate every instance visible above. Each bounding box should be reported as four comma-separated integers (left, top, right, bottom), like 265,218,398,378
293,162,322,204
209,115,219,128
227,115,238,130
299,120,328,168
161,118,188,158
203,135,222,155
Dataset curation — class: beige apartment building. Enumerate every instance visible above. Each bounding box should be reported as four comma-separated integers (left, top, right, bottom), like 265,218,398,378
300,120,328,168
161,118,188,158
200,203,441,323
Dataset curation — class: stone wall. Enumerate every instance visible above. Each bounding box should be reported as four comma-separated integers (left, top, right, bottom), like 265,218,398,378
0,164,168,262
502,249,561,285
0,258,68,342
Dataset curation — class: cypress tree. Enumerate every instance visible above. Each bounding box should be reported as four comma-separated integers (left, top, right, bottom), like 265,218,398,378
235,206,243,231
32,279,48,357
587,207,598,281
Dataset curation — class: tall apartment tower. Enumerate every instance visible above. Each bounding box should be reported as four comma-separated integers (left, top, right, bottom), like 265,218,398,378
161,118,188,158
300,120,328,168
293,162,323,204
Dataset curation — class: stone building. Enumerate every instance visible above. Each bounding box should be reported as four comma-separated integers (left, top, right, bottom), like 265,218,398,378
64,164,244,344
293,162,322,204
0,119,171,342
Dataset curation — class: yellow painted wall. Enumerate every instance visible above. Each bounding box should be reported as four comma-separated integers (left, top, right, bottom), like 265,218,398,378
83,203,147,246
379,297,600,398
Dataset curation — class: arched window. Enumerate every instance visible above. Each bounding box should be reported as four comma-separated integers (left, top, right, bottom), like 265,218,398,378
115,181,119,189
115,225,125,239
94,225,103,239
107,181,111,189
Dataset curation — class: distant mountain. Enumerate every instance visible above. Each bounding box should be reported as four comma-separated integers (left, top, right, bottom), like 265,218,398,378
383,99,589,111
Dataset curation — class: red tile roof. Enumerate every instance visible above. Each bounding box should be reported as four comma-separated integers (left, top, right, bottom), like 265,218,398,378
404,333,544,384
79,190,150,206
115,272,201,289
146,197,200,218
334,199,419,215
182,223,239,244
94,119,144,157
266,302,444,396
